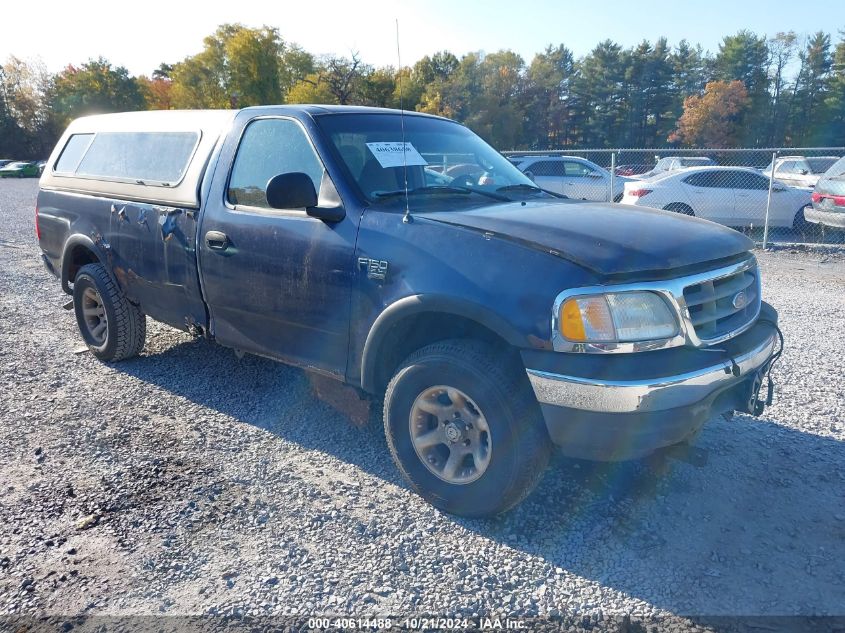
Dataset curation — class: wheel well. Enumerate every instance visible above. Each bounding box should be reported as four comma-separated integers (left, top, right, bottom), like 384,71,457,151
663,202,694,216
368,312,515,394
793,205,809,229
66,245,100,284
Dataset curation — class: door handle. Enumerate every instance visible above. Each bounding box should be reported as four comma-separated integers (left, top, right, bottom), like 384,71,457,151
205,230,229,251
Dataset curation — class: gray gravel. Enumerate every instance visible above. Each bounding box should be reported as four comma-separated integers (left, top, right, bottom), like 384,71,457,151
1,179,844,626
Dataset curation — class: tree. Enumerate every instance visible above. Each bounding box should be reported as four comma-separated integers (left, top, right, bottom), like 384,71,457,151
822,31,845,145
286,72,337,104
571,40,626,146
767,32,797,145
619,38,675,146
415,51,460,117
279,45,315,96
523,44,575,148
669,80,749,147
789,32,833,144
170,24,284,108
464,50,525,148
714,31,769,144
50,58,145,128
137,75,173,110
0,56,59,157
359,67,397,107
320,53,368,105
286,53,371,105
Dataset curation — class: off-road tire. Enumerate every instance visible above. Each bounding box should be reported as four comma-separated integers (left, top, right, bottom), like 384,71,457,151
73,263,146,361
384,339,550,517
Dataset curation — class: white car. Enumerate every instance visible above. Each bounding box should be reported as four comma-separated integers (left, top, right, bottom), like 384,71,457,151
634,156,716,180
512,155,630,202
761,155,840,189
621,166,813,229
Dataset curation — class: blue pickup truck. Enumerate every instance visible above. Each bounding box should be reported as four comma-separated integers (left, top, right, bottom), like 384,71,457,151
36,106,781,516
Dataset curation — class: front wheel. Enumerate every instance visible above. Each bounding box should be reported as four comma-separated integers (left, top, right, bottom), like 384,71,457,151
73,263,146,361
384,340,550,517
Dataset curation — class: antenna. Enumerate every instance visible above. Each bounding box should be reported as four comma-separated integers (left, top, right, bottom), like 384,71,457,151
396,18,412,224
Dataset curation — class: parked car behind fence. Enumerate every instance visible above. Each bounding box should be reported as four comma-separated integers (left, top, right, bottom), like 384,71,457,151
510,155,629,202
502,148,844,245
621,166,812,233
0,161,40,178
806,155,845,232
762,155,840,189
634,156,716,180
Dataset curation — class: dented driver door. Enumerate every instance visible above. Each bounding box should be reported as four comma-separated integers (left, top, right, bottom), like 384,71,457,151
198,114,357,377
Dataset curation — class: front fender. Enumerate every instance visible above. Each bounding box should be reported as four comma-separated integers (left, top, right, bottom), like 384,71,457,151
359,293,528,393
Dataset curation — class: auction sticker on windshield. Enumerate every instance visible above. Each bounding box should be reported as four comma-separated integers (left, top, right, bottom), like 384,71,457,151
366,142,428,168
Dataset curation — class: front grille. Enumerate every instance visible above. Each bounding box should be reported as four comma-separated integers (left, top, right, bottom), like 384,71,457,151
683,261,760,343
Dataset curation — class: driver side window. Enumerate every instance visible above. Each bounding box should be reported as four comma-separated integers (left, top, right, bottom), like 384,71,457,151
228,118,325,209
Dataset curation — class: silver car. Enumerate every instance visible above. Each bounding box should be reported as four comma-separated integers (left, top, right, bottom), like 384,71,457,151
762,155,840,189
514,155,629,202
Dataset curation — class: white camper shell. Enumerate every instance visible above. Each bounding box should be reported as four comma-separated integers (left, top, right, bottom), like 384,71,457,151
40,110,236,208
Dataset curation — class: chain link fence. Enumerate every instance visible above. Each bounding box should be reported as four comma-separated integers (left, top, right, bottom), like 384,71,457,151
503,148,845,246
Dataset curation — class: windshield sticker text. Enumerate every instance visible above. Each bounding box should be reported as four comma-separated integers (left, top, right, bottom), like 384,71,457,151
366,142,428,169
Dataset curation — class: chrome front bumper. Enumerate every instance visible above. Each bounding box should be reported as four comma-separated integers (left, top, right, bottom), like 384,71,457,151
527,331,777,415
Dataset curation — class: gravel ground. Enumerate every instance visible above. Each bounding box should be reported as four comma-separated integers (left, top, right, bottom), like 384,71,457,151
1,179,844,629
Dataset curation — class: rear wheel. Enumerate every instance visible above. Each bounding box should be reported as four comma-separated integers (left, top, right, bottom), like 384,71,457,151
384,340,550,517
663,202,694,216
73,263,146,361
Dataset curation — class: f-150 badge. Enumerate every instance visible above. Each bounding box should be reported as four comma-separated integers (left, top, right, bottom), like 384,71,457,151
358,257,389,281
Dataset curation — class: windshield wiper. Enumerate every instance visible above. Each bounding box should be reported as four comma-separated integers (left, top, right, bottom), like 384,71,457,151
375,186,472,199
375,185,511,202
497,183,567,199
496,183,542,193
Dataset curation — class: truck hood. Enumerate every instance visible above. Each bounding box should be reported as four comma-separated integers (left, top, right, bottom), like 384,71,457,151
422,200,754,276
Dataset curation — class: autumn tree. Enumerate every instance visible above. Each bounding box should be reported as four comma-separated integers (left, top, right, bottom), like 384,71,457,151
669,80,749,147
138,75,172,110
1,56,55,156
50,58,145,128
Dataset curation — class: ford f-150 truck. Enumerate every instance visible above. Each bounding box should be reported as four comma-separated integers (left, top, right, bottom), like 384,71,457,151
36,106,782,517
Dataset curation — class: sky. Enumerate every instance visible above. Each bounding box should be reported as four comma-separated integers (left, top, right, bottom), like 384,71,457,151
2,0,844,76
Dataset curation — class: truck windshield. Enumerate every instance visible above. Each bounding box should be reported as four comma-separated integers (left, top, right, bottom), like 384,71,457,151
315,113,540,205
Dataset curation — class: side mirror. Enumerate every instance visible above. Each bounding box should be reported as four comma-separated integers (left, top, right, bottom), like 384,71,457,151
524,170,536,182
266,172,319,210
799,169,809,175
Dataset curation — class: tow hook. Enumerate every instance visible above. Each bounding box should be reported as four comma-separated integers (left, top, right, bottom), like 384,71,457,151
747,372,765,416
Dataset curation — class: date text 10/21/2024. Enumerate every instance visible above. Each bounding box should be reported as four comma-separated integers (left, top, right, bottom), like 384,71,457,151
307,617,528,630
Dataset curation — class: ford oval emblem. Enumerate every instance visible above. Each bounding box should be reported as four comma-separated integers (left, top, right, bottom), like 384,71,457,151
732,291,748,310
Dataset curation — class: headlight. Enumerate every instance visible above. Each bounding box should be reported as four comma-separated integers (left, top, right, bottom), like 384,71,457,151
558,291,678,343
